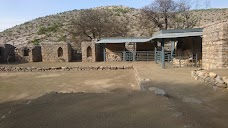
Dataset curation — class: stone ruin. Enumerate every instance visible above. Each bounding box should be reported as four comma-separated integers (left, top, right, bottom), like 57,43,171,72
15,45,42,63
202,20,228,69
41,42,72,62
0,44,15,63
81,39,103,62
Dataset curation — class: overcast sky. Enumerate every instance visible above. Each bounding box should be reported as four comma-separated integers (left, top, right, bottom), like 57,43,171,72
0,0,228,32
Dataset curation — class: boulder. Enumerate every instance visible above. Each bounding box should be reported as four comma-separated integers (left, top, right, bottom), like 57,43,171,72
148,87,167,96
204,77,214,83
209,72,217,78
223,77,228,85
215,76,224,84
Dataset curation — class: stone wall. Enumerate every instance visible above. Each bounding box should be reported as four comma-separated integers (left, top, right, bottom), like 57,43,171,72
202,21,228,69
81,40,96,62
106,43,125,62
81,39,103,62
41,42,71,62
15,45,42,62
0,44,15,63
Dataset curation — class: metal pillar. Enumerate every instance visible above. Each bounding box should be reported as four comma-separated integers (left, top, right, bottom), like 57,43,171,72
103,43,106,62
161,39,165,69
171,41,175,60
155,47,157,64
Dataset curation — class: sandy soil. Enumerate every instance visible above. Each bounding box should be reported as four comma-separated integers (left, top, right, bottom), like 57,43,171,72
0,62,227,128
0,70,137,102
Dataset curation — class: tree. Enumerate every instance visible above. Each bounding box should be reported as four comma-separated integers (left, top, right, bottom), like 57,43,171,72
172,0,199,29
71,9,129,41
142,0,199,30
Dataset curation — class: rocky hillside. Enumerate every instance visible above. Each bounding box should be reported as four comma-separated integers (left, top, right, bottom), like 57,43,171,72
0,6,228,49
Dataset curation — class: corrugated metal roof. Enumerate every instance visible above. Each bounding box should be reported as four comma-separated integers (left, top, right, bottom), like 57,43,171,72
96,28,203,44
96,37,152,44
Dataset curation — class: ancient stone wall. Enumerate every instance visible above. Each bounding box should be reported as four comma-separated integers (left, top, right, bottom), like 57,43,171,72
106,43,125,62
81,40,96,62
202,21,228,69
15,45,42,62
41,42,71,62
32,46,42,62
81,39,103,62
0,44,15,63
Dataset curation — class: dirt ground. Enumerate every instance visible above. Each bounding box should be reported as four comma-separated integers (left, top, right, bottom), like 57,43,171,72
0,62,228,128
0,70,137,102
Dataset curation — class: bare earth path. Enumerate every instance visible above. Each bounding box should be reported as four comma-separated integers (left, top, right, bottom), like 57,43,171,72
0,62,227,128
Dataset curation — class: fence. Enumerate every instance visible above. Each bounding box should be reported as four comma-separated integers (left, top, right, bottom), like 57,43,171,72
155,50,201,68
106,51,154,62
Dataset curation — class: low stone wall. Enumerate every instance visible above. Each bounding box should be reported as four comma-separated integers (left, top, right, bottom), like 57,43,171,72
0,66,134,72
191,69,228,89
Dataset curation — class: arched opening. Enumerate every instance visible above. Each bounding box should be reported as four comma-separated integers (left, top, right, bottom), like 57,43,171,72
23,49,29,56
58,47,63,57
87,46,92,57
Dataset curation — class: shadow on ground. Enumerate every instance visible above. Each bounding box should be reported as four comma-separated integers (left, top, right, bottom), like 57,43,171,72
0,91,202,128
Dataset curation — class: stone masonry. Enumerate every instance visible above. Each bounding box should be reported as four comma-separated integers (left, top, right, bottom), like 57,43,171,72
15,45,42,62
202,21,228,69
41,42,71,62
81,39,102,62
0,44,15,63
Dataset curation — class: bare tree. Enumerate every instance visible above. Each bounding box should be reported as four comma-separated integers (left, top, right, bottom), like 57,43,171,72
141,0,198,30
172,0,199,29
71,9,129,41
142,0,177,30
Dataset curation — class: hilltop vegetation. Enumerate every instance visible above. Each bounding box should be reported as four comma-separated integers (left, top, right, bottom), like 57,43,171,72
0,6,227,50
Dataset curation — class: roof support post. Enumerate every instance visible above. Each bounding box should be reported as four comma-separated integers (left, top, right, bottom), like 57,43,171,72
171,41,175,61
155,47,157,64
103,43,106,62
161,39,165,69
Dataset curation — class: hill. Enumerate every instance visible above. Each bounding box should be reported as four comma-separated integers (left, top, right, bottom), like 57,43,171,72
0,6,228,50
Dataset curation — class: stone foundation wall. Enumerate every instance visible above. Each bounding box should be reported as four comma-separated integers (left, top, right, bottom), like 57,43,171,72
41,42,71,62
191,69,228,89
0,44,15,63
0,65,133,72
202,21,228,69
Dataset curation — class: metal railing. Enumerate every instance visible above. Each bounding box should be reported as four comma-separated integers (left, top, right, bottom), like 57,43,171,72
155,50,201,68
106,51,154,62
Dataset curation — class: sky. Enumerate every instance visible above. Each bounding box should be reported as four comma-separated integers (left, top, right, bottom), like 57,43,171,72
0,0,228,32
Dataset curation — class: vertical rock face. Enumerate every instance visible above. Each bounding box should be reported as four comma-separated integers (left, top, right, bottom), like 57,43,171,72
202,20,228,69
41,42,71,62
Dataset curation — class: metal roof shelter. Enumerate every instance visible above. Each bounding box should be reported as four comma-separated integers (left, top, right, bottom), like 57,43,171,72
96,37,152,44
96,28,203,69
96,28,203,44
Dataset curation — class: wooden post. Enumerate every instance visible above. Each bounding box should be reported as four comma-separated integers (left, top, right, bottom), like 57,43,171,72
161,39,165,69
